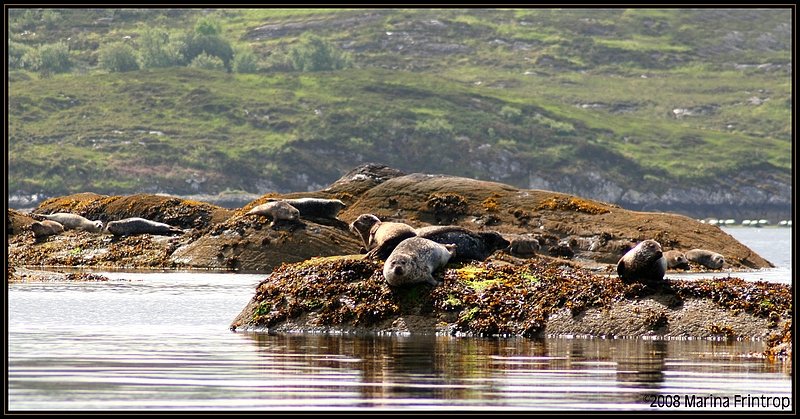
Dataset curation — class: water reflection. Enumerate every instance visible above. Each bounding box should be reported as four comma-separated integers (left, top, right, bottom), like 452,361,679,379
9,268,791,411
614,340,667,389
241,333,787,409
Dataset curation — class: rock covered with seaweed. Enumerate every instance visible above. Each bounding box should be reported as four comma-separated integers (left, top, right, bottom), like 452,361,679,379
230,255,791,346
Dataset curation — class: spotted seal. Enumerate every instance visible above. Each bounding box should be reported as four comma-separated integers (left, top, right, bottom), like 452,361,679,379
349,214,417,260
415,225,510,262
685,249,724,269
246,201,300,227
664,250,690,270
105,217,184,236
31,220,64,239
383,237,456,287
617,239,667,284
36,212,103,233
267,198,346,220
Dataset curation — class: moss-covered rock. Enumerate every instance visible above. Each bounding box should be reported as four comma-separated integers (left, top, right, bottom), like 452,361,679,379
231,256,791,345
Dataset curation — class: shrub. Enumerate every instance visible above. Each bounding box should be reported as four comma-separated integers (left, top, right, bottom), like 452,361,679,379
98,42,140,72
415,117,454,136
8,41,33,69
194,16,222,36
139,27,183,68
500,105,522,122
288,33,352,72
23,41,72,76
189,52,225,71
233,48,259,73
41,9,62,28
181,33,233,70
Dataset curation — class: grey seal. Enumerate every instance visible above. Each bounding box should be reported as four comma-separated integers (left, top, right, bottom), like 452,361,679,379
37,212,103,233
267,198,346,220
383,237,456,287
617,239,667,284
664,250,690,270
246,201,300,227
349,214,417,260
31,220,65,239
106,217,183,236
415,225,510,262
685,249,725,269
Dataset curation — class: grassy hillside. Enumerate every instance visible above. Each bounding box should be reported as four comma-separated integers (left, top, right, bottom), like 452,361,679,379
7,8,791,215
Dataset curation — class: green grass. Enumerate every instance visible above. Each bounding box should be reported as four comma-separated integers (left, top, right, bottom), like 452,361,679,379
7,8,791,202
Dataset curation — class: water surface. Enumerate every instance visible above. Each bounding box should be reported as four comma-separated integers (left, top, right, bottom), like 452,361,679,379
7,227,792,411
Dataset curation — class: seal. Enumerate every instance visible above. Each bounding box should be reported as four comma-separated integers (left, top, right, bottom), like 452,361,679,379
30,220,64,239
685,249,725,269
415,225,510,262
349,214,417,260
36,212,103,233
383,237,456,287
105,217,184,236
267,198,346,220
548,239,575,259
616,239,667,284
505,234,540,258
664,250,690,270
246,201,300,227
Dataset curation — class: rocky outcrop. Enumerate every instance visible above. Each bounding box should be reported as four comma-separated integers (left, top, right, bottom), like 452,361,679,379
230,255,791,344
7,164,773,272
337,168,772,269
33,192,232,230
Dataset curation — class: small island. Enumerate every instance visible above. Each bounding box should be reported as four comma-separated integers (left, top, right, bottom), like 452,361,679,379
7,164,791,357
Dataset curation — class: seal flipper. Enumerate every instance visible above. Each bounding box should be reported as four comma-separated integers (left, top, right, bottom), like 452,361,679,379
617,260,626,279
424,273,439,287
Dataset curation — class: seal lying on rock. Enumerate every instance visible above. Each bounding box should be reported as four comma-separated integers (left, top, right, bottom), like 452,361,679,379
617,239,667,284
246,201,300,227
268,198,346,220
36,212,103,233
31,220,64,239
106,217,184,236
505,234,541,258
383,237,456,287
664,250,690,270
415,225,510,262
686,249,725,269
349,214,417,260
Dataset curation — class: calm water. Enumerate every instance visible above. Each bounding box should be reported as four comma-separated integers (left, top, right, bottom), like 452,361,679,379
663,227,793,285
6,227,793,411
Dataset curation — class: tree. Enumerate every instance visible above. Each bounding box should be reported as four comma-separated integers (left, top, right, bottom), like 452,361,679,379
139,27,182,68
181,33,234,71
233,48,259,73
23,41,72,76
194,16,222,36
8,41,33,70
98,42,140,72
288,33,352,72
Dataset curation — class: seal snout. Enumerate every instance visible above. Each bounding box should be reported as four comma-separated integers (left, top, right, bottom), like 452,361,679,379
393,266,404,276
